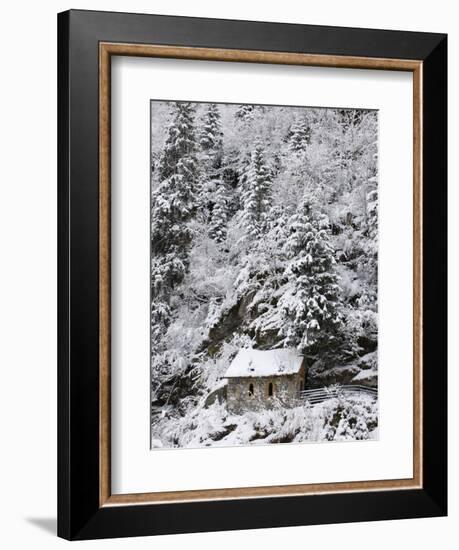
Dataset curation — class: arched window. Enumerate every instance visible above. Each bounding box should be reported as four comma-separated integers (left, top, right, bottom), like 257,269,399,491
268,382,273,397
248,383,254,396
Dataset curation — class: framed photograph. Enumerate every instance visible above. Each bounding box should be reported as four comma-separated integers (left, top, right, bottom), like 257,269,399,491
58,9,447,540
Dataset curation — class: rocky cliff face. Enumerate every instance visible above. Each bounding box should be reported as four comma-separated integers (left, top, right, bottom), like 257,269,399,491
308,351,378,388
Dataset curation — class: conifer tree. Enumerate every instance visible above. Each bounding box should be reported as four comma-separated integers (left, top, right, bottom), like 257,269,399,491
240,145,272,240
289,117,311,153
151,103,198,343
245,206,291,340
200,103,223,153
235,104,255,122
360,181,378,306
235,104,265,123
156,103,198,185
209,180,230,243
198,104,224,225
279,198,342,352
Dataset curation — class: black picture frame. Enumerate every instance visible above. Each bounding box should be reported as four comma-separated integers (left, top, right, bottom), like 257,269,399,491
58,9,447,540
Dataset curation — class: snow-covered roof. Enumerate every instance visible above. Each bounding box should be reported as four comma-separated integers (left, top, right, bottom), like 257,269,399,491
224,349,304,379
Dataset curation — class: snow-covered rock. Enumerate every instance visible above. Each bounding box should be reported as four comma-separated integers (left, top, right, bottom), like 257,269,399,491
357,351,378,370
351,368,378,387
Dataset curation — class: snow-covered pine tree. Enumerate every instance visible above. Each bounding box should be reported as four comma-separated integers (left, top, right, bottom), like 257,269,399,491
151,102,199,343
235,103,266,124
156,102,198,185
209,180,230,243
235,104,255,122
279,198,342,352
198,104,224,226
240,145,272,240
359,177,378,306
150,297,171,344
289,117,311,153
235,150,251,197
244,206,291,342
365,126,379,250
199,103,223,152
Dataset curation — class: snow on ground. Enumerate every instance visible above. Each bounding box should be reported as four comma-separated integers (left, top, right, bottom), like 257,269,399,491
151,394,378,449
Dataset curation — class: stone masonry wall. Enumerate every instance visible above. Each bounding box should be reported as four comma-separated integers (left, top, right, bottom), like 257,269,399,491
226,368,304,414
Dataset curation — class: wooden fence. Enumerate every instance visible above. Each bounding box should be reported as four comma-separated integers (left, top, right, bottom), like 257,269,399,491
299,385,378,405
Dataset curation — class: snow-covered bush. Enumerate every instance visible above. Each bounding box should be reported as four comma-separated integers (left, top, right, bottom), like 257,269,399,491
320,396,378,441
151,395,378,448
